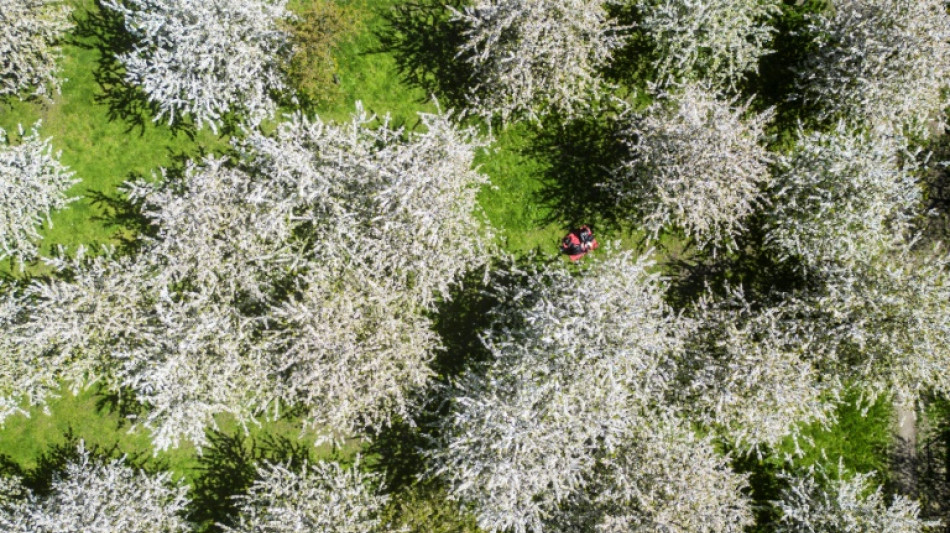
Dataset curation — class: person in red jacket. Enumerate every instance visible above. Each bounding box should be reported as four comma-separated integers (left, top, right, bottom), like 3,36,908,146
560,224,598,261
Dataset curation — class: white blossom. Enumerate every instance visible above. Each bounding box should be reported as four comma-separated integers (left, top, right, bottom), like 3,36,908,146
243,108,492,442
610,84,773,250
0,122,78,267
801,245,950,407
638,0,780,91
551,412,753,533
764,123,921,270
776,465,940,532
795,0,950,138
0,0,73,98
0,444,191,533
102,0,291,132
428,252,685,533
0,107,492,450
681,289,838,450
224,459,388,533
449,0,625,123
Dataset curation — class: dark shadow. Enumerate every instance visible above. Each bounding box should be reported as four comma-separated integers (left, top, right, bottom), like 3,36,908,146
917,132,950,245
86,184,154,255
662,214,811,312
376,0,473,111
527,114,629,232
94,384,147,429
189,429,314,533
601,2,657,98
742,0,830,141
429,269,499,379
70,1,197,139
0,428,157,498
730,449,788,532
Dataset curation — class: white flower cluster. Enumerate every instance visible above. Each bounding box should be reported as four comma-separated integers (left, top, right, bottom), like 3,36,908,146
803,246,950,407
224,460,388,533
682,288,837,450
0,0,73,98
777,466,940,532
0,108,492,450
450,0,624,123
0,445,191,533
685,242,950,448
638,0,781,91
0,123,78,267
429,253,750,533
796,0,950,138
102,0,291,132
765,123,920,269
611,84,773,250
550,412,753,533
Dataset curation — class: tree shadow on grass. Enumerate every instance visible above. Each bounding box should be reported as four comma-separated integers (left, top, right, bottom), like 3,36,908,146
730,449,788,532
601,2,657,99
661,216,812,312
86,184,154,254
0,427,159,497
70,1,197,139
526,114,629,233
376,0,473,111
189,429,317,532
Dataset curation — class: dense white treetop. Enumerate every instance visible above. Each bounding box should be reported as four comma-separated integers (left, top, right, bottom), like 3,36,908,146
0,108,492,450
102,0,291,132
550,412,753,533
429,252,715,533
765,124,921,269
689,242,950,421
776,466,939,532
242,108,491,441
0,445,191,533
802,245,950,407
682,288,837,450
0,0,73,98
610,84,773,251
449,0,624,123
224,459,388,533
795,0,950,138
638,0,780,91
0,123,77,268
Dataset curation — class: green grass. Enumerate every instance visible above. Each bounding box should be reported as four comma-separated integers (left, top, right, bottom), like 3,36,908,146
313,0,435,125
785,393,893,477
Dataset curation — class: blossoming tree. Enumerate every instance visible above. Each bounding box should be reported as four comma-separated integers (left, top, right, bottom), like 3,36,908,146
0,0,73,98
450,0,624,123
0,122,77,268
0,108,493,450
795,0,950,138
102,0,292,132
638,0,780,91
610,84,772,251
